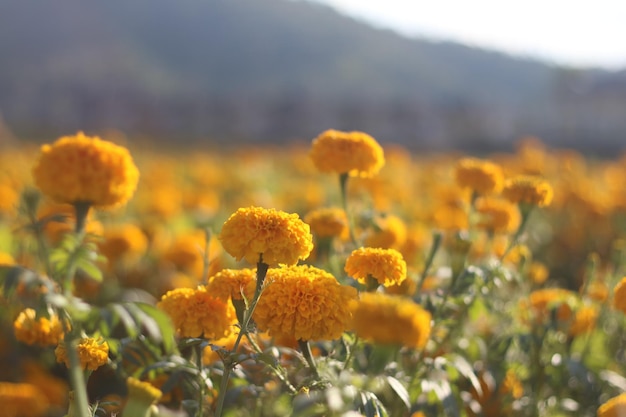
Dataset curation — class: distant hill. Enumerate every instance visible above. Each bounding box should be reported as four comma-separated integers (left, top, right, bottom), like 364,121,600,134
0,0,625,151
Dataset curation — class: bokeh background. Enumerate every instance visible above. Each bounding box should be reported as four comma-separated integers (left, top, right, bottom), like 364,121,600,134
1,0,625,152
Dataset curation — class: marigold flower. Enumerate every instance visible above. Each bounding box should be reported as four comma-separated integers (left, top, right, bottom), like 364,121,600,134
304,207,349,239
309,129,385,177
0,382,49,417
345,247,407,287
612,277,626,314
474,197,521,234
32,132,139,208
364,214,407,249
13,308,64,346
0,182,18,216
587,281,609,302
502,175,553,207
598,392,626,417
432,205,469,231
219,206,313,266
158,287,237,339
253,265,357,341
350,292,431,349
99,223,148,264
55,337,109,371
527,261,549,285
523,288,576,325
0,252,15,266
206,268,256,301
126,377,162,414
455,157,503,195
569,305,598,336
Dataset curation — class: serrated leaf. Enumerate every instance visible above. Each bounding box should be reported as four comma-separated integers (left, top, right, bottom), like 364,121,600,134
385,376,410,410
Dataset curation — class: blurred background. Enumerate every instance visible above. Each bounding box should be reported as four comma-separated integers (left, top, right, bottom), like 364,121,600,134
1,0,625,152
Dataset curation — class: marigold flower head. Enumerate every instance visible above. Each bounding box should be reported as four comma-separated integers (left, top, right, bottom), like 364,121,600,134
598,392,626,417
364,214,407,249
527,261,549,285
126,377,162,407
99,223,148,264
304,207,349,239
522,288,576,325
253,265,357,341
455,157,504,195
502,175,553,207
13,308,64,346
0,252,15,266
206,268,256,301
0,182,19,216
0,382,49,417
55,337,109,371
219,206,313,265
309,129,385,177
475,197,521,234
345,247,407,287
158,287,237,339
569,305,598,337
586,281,609,302
612,277,626,314
432,205,469,231
32,132,140,208
350,292,431,349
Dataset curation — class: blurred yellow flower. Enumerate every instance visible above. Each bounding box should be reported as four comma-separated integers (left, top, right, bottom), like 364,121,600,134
219,206,313,266
474,197,521,234
0,382,49,417
253,265,357,341
598,392,626,417
0,182,18,216
99,223,148,265
350,292,431,349
158,287,236,339
524,288,576,324
126,377,162,408
206,268,256,301
304,207,349,239
502,175,553,207
32,132,139,208
527,261,549,285
569,305,599,337
0,252,15,266
455,157,503,195
55,337,109,371
345,247,407,287
364,214,407,249
13,308,64,346
309,129,385,177
612,277,626,314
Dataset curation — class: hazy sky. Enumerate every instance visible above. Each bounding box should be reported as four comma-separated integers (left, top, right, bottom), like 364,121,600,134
309,0,626,69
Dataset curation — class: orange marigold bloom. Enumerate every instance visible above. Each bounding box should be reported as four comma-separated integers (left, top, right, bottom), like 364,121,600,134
13,308,64,346
32,132,139,208
158,287,237,339
0,252,15,266
253,265,357,341
206,268,256,301
527,261,549,285
586,281,609,302
502,175,553,207
99,223,148,264
126,377,162,410
474,197,521,234
350,292,431,349
304,207,349,239
455,157,504,195
309,129,385,177
0,182,19,216
612,277,626,314
598,393,626,417
345,247,407,287
0,382,49,417
55,337,109,371
219,206,313,266
364,214,407,249
569,305,599,337
523,288,576,324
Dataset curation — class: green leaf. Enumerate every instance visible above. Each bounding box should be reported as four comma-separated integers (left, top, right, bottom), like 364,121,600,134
385,376,410,410
448,354,482,397
133,303,176,354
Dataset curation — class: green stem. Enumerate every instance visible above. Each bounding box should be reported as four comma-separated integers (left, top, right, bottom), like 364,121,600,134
501,204,534,261
339,173,358,246
201,228,212,285
298,339,320,379
65,331,90,417
214,258,269,416
416,232,442,294
342,335,360,371
195,343,204,417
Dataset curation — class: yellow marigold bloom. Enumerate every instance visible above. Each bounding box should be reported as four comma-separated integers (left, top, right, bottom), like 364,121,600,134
527,261,549,285
364,214,407,249
587,281,609,302
569,305,598,336
0,252,15,266
0,182,18,216
454,157,504,195
612,277,626,314
432,205,469,231
474,197,521,234
253,265,357,341
162,230,220,278
523,288,576,324
99,223,148,264
32,132,139,208
598,392,626,417
203,332,242,365
309,129,385,177
13,308,64,346
304,207,349,239
206,268,256,301
55,337,109,371
0,382,49,417
219,206,313,265
345,247,407,287
126,377,162,411
22,361,69,409
158,287,237,339
350,292,431,349
502,175,553,207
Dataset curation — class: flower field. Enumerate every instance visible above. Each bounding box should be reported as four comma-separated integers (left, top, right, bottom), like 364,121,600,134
1,131,626,417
